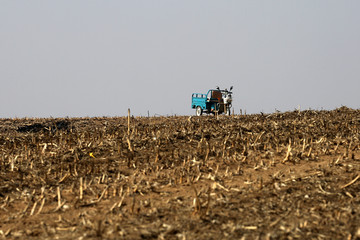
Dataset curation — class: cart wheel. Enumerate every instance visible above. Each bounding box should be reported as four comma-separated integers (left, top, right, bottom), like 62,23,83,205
196,106,203,116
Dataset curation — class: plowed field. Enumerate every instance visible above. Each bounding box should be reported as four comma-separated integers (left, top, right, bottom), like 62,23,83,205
1,107,360,239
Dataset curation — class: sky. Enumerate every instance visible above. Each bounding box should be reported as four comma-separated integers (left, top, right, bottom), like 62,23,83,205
1,1,359,118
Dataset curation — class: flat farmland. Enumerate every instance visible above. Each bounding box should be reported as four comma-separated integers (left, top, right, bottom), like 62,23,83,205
1,107,360,239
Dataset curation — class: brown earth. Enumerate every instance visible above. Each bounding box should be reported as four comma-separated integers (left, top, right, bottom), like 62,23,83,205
1,107,360,239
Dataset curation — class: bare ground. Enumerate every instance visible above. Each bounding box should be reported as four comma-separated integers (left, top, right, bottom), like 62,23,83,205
1,107,360,239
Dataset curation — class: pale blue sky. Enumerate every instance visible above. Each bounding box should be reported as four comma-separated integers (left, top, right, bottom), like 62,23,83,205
1,1,359,117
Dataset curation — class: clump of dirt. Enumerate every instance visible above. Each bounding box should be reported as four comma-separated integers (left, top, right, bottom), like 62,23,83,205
17,119,71,133
0,107,360,239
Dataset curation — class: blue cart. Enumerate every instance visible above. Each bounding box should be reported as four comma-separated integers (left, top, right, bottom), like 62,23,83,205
191,87,233,116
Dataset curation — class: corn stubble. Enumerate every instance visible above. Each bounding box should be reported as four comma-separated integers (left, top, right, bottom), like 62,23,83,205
0,107,360,239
